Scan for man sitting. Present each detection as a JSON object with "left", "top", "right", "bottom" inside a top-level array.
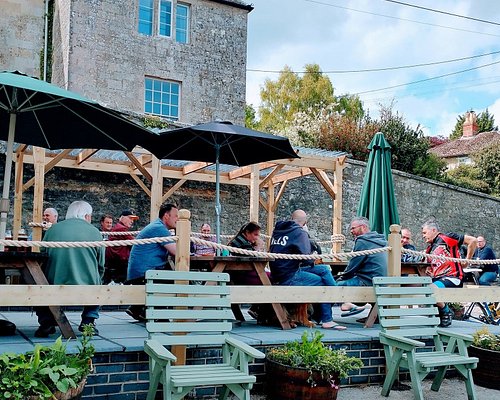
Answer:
[
  {"left": 269, "top": 210, "right": 346, "bottom": 330},
  {"left": 338, "top": 216, "right": 388, "bottom": 317}
]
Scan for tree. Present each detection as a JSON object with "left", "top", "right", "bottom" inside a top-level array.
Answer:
[
  {"left": 474, "top": 141, "right": 500, "bottom": 195},
  {"left": 449, "top": 109, "right": 497, "bottom": 139},
  {"left": 377, "top": 106, "right": 429, "bottom": 174},
  {"left": 245, "top": 104, "right": 258, "bottom": 130},
  {"left": 258, "top": 64, "right": 335, "bottom": 133},
  {"left": 413, "top": 153, "right": 447, "bottom": 181},
  {"left": 445, "top": 165, "right": 490, "bottom": 194}
]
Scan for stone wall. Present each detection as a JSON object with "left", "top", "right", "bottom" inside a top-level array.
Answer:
[
  {"left": 0, "top": 0, "right": 44, "bottom": 78},
  {"left": 1, "top": 154, "right": 499, "bottom": 254},
  {"left": 51, "top": 0, "right": 249, "bottom": 125}
]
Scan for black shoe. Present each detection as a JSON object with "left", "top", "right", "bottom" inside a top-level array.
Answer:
[
  {"left": 34, "top": 325, "right": 56, "bottom": 338},
  {"left": 126, "top": 308, "right": 146, "bottom": 322},
  {"left": 439, "top": 310, "right": 453, "bottom": 328},
  {"left": 79, "top": 319, "right": 99, "bottom": 335}
]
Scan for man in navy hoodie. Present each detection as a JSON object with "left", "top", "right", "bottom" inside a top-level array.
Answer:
[
  {"left": 338, "top": 216, "right": 388, "bottom": 316},
  {"left": 270, "top": 210, "right": 346, "bottom": 330}
]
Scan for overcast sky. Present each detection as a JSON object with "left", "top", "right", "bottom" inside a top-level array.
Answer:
[{"left": 245, "top": 0, "right": 500, "bottom": 137}]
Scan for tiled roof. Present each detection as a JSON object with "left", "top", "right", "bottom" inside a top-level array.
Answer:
[{"left": 429, "top": 131, "right": 500, "bottom": 158}]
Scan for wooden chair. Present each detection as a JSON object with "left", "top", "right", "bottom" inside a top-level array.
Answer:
[
  {"left": 373, "top": 276, "right": 478, "bottom": 400},
  {"left": 144, "top": 270, "right": 265, "bottom": 400}
]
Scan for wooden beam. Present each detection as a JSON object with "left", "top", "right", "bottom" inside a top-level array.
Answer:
[
  {"left": 23, "top": 149, "right": 73, "bottom": 191},
  {"left": 182, "top": 162, "right": 211, "bottom": 175},
  {"left": 129, "top": 172, "right": 151, "bottom": 197},
  {"left": 76, "top": 149, "right": 98, "bottom": 164},
  {"left": 229, "top": 162, "right": 276, "bottom": 180},
  {"left": 272, "top": 180, "right": 289, "bottom": 212},
  {"left": 162, "top": 179, "right": 187, "bottom": 202},
  {"left": 150, "top": 156, "right": 163, "bottom": 221},
  {"left": 266, "top": 183, "right": 275, "bottom": 238},
  {"left": 332, "top": 159, "right": 345, "bottom": 253},
  {"left": 15, "top": 144, "right": 29, "bottom": 154},
  {"left": 12, "top": 151, "right": 24, "bottom": 239},
  {"left": 259, "top": 164, "right": 284, "bottom": 189},
  {"left": 310, "top": 168, "right": 336, "bottom": 199},
  {"left": 31, "top": 147, "right": 45, "bottom": 250},
  {"left": 249, "top": 165, "right": 260, "bottom": 222},
  {"left": 125, "top": 151, "right": 152, "bottom": 182},
  {"left": 271, "top": 168, "right": 311, "bottom": 185},
  {"left": 0, "top": 285, "right": 497, "bottom": 306}
]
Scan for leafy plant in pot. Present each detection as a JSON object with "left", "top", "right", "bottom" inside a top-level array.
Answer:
[
  {"left": 469, "top": 327, "right": 500, "bottom": 389},
  {"left": 265, "top": 330, "right": 363, "bottom": 400},
  {"left": 0, "top": 325, "right": 95, "bottom": 399}
]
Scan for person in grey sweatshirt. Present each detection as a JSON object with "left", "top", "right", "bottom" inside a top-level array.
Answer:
[{"left": 338, "top": 216, "right": 388, "bottom": 316}]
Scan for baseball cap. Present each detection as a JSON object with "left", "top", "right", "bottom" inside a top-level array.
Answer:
[{"left": 120, "top": 210, "right": 139, "bottom": 220}]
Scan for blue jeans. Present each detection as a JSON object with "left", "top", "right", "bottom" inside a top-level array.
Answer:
[
  {"left": 479, "top": 272, "right": 497, "bottom": 286},
  {"left": 282, "top": 264, "right": 335, "bottom": 323},
  {"left": 336, "top": 276, "right": 368, "bottom": 287}
]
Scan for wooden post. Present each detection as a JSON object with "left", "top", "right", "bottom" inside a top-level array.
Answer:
[
  {"left": 12, "top": 150, "right": 25, "bottom": 240},
  {"left": 388, "top": 224, "right": 402, "bottom": 276},
  {"left": 174, "top": 209, "right": 191, "bottom": 272},
  {"left": 332, "top": 157, "right": 345, "bottom": 253},
  {"left": 172, "top": 208, "right": 191, "bottom": 365},
  {"left": 150, "top": 155, "right": 162, "bottom": 222},
  {"left": 249, "top": 164, "right": 260, "bottom": 223},
  {"left": 266, "top": 183, "right": 275, "bottom": 239},
  {"left": 32, "top": 147, "right": 45, "bottom": 251}
]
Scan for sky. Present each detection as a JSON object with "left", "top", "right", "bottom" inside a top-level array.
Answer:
[{"left": 245, "top": 0, "right": 500, "bottom": 137}]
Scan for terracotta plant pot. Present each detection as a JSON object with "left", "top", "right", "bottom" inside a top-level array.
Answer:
[
  {"left": 468, "top": 345, "right": 500, "bottom": 389},
  {"left": 265, "top": 358, "right": 340, "bottom": 400}
]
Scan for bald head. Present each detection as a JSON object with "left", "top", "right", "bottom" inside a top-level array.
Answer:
[{"left": 291, "top": 210, "right": 308, "bottom": 227}]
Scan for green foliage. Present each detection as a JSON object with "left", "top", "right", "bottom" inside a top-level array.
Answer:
[
  {"left": 335, "top": 94, "right": 365, "bottom": 122},
  {"left": 141, "top": 115, "right": 170, "bottom": 129},
  {"left": 258, "top": 64, "right": 335, "bottom": 133},
  {"left": 412, "top": 153, "right": 447, "bottom": 180},
  {"left": 473, "top": 327, "right": 500, "bottom": 351},
  {"left": 0, "top": 327, "right": 95, "bottom": 399},
  {"left": 450, "top": 109, "right": 497, "bottom": 139},
  {"left": 377, "top": 106, "right": 429, "bottom": 174},
  {"left": 245, "top": 104, "right": 259, "bottom": 129},
  {"left": 266, "top": 330, "right": 363, "bottom": 385},
  {"left": 473, "top": 141, "right": 500, "bottom": 195},
  {"left": 445, "top": 165, "right": 491, "bottom": 194}
]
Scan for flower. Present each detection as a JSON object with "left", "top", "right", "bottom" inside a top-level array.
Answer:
[{"left": 472, "top": 327, "right": 500, "bottom": 351}]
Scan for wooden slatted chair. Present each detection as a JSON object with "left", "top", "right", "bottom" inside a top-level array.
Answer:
[
  {"left": 144, "top": 270, "right": 264, "bottom": 400},
  {"left": 373, "top": 276, "right": 478, "bottom": 400}
]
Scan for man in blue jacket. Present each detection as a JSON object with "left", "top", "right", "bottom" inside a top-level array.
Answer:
[
  {"left": 338, "top": 216, "right": 388, "bottom": 317},
  {"left": 270, "top": 210, "right": 346, "bottom": 330}
]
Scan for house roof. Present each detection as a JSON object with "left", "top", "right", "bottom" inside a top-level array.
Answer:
[{"left": 429, "top": 131, "right": 500, "bottom": 158}]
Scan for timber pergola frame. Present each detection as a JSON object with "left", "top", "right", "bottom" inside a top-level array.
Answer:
[{"left": 10, "top": 145, "right": 347, "bottom": 250}]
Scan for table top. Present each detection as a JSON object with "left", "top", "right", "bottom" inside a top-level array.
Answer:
[{"left": 0, "top": 251, "right": 47, "bottom": 262}]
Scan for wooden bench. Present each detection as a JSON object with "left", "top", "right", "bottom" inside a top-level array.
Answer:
[
  {"left": 143, "top": 270, "right": 264, "bottom": 400},
  {"left": 373, "top": 276, "right": 478, "bottom": 400}
]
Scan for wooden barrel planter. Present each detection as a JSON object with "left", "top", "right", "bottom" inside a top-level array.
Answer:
[
  {"left": 468, "top": 346, "right": 500, "bottom": 389},
  {"left": 265, "top": 359, "right": 340, "bottom": 400}
]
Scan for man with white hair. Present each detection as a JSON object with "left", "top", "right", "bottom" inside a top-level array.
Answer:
[
  {"left": 34, "top": 201, "right": 105, "bottom": 337},
  {"left": 43, "top": 207, "right": 58, "bottom": 224}
]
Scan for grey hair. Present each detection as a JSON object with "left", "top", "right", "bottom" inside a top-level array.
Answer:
[
  {"left": 44, "top": 208, "right": 58, "bottom": 218},
  {"left": 65, "top": 201, "right": 92, "bottom": 220},
  {"left": 351, "top": 216, "right": 370, "bottom": 229},
  {"left": 422, "top": 219, "right": 439, "bottom": 231}
]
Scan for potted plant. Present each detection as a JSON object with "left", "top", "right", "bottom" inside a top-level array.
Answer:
[
  {"left": 468, "top": 327, "right": 500, "bottom": 389},
  {"left": 265, "top": 330, "right": 363, "bottom": 400},
  {"left": 448, "top": 302, "right": 466, "bottom": 320},
  {"left": 0, "top": 326, "right": 95, "bottom": 399}
]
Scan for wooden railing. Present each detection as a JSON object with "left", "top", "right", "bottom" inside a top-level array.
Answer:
[{"left": 1, "top": 209, "right": 499, "bottom": 306}]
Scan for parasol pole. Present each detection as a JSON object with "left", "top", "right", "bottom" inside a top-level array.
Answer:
[
  {"left": 215, "top": 144, "right": 221, "bottom": 247},
  {"left": 0, "top": 113, "right": 16, "bottom": 243}
]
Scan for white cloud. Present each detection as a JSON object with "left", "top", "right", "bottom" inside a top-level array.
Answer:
[{"left": 246, "top": 0, "right": 500, "bottom": 134}]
